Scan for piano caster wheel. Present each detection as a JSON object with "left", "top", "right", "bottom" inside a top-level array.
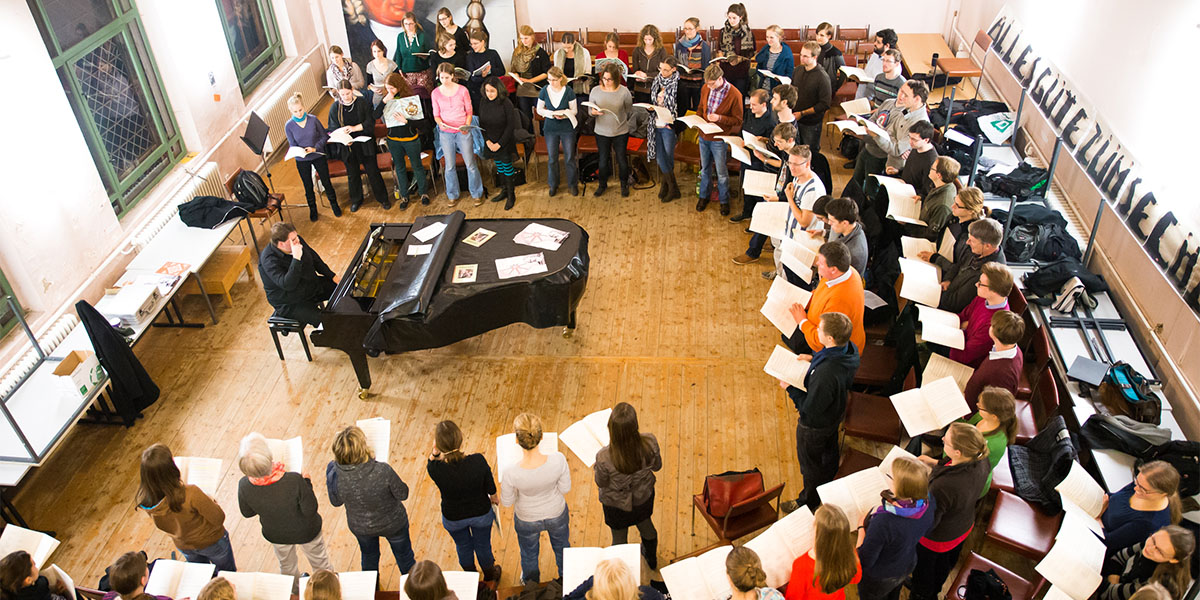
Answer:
[
  {"left": 562, "top": 327, "right": 573, "bottom": 338},
  {"left": 366, "top": 349, "right": 380, "bottom": 358},
  {"left": 358, "top": 388, "right": 370, "bottom": 400}
]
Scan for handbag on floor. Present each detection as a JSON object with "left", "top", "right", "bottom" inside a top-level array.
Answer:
[{"left": 701, "top": 468, "right": 765, "bottom": 518}]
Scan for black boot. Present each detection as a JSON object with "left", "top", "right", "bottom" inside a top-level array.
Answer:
[
  {"left": 503, "top": 173, "right": 516, "bottom": 210},
  {"left": 657, "top": 175, "right": 669, "bottom": 200},
  {"left": 307, "top": 200, "right": 319, "bottom": 222},
  {"left": 489, "top": 175, "right": 508, "bottom": 204},
  {"left": 620, "top": 180, "right": 630, "bottom": 197},
  {"left": 641, "top": 537, "right": 658, "bottom": 571},
  {"left": 329, "top": 196, "right": 342, "bottom": 217},
  {"left": 666, "top": 172, "right": 681, "bottom": 201},
  {"left": 593, "top": 180, "right": 608, "bottom": 197}
]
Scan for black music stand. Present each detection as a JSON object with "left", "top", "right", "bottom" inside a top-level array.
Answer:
[{"left": 240, "top": 111, "right": 275, "bottom": 193}]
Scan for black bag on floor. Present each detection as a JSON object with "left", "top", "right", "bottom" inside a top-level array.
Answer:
[
  {"left": 963, "top": 568, "right": 1013, "bottom": 600},
  {"left": 1137, "top": 441, "right": 1200, "bottom": 496},
  {"left": 578, "top": 152, "right": 600, "bottom": 183},
  {"left": 839, "top": 134, "right": 861, "bottom": 160},
  {"left": 232, "top": 169, "right": 270, "bottom": 209},
  {"left": 1022, "top": 257, "right": 1108, "bottom": 301},
  {"left": 929, "top": 98, "right": 1011, "bottom": 137},
  {"left": 982, "top": 162, "right": 1048, "bottom": 200}
]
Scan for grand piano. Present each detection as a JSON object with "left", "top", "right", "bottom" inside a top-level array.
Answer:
[{"left": 311, "top": 211, "right": 589, "bottom": 397}]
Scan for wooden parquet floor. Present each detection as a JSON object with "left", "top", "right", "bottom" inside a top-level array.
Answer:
[{"left": 14, "top": 134, "right": 1023, "bottom": 593}]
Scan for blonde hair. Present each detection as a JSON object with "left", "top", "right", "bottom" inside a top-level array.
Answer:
[
  {"left": 196, "top": 578, "right": 235, "bottom": 600},
  {"left": 306, "top": 571, "right": 341, "bottom": 600},
  {"left": 957, "top": 187, "right": 986, "bottom": 218},
  {"left": 812, "top": 505, "right": 858, "bottom": 594},
  {"left": 890, "top": 455, "right": 930, "bottom": 500},
  {"left": 726, "top": 546, "right": 768, "bottom": 592},
  {"left": 587, "top": 558, "right": 639, "bottom": 600},
  {"left": 332, "top": 426, "right": 374, "bottom": 465},
  {"left": 237, "top": 432, "right": 273, "bottom": 478},
  {"left": 547, "top": 66, "right": 566, "bottom": 83},
  {"left": 765, "top": 25, "right": 783, "bottom": 38},
  {"left": 947, "top": 422, "right": 989, "bottom": 462},
  {"left": 514, "top": 413, "right": 543, "bottom": 449},
  {"left": 287, "top": 92, "right": 304, "bottom": 108},
  {"left": 1129, "top": 582, "right": 1173, "bottom": 600}
]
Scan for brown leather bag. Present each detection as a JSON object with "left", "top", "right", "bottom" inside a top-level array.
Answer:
[{"left": 702, "top": 468, "right": 765, "bottom": 518}]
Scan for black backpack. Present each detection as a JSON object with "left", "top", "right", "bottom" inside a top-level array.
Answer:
[
  {"left": 232, "top": 169, "right": 269, "bottom": 210},
  {"left": 982, "top": 162, "right": 1048, "bottom": 200},
  {"left": 993, "top": 205, "right": 1082, "bottom": 263},
  {"left": 1022, "top": 257, "right": 1108, "bottom": 301},
  {"left": 839, "top": 134, "right": 861, "bottom": 160},
  {"left": 962, "top": 568, "right": 1013, "bottom": 600},
  {"left": 1137, "top": 440, "right": 1200, "bottom": 496},
  {"left": 577, "top": 152, "right": 600, "bottom": 183}
]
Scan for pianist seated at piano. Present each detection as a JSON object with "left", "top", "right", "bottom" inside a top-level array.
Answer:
[{"left": 258, "top": 222, "right": 340, "bottom": 327}]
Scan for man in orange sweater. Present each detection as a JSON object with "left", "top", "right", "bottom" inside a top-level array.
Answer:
[
  {"left": 696, "top": 64, "right": 744, "bottom": 215},
  {"left": 787, "top": 241, "right": 866, "bottom": 353}
]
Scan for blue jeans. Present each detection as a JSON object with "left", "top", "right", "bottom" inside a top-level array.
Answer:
[
  {"left": 513, "top": 506, "right": 570, "bottom": 584},
  {"left": 544, "top": 130, "right": 577, "bottom": 190},
  {"left": 699, "top": 137, "right": 730, "bottom": 205},
  {"left": 179, "top": 531, "right": 237, "bottom": 572},
  {"left": 438, "top": 129, "right": 483, "bottom": 200},
  {"left": 353, "top": 524, "right": 416, "bottom": 574},
  {"left": 443, "top": 513, "right": 496, "bottom": 572},
  {"left": 653, "top": 126, "right": 676, "bottom": 174}
]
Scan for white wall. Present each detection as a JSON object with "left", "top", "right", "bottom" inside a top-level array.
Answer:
[{"left": 515, "top": 0, "right": 954, "bottom": 36}]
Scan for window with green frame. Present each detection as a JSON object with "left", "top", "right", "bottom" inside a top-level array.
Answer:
[
  {"left": 214, "top": 0, "right": 284, "bottom": 95},
  {"left": 0, "top": 269, "right": 22, "bottom": 342},
  {"left": 26, "top": 0, "right": 185, "bottom": 216}
]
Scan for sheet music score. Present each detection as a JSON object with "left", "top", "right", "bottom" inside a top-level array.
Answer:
[
  {"left": 1035, "top": 521, "right": 1106, "bottom": 600},
  {"left": 0, "top": 525, "right": 60, "bottom": 567},
  {"left": 265, "top": 436, "right": 303, "bottom": 473},
  {"left": 916, "top": 305, "right": 965, "bottom": 350},
  {"left": 872, "top": 176, "right": 924, "bottom": 225},
  {"left": 743, "top": 170, "right": 780, "bottom": 199},
  {"left": 817, "top": 468, "right": 889, "bottom": 529},
  {"left": 768, "top": 276, "right": 813, "bottom": 308},
  {"left": 678, "top": 114, "right": 722, "bottom": 134},
  {"left": 660, "top": 545, "right": 733, "bottom": 600},
  {"left": 355, "top": 417, "right": 391, "bottom": 463},
  {"left": 559, "top": 408, "right": 612, "bottom": 467},
  {"left": 899, "top": 258, "right": 943, "bottom": 307},
  {"left": 174, "top": 457, "right": 223, "bottom": 497},
  {"left": 744, "top": 506, "right": 815, "bottom": 588},
  {"left": 760, "top": 297, "right": 799, "bottom": 337},
  {"left": 840, "top": 98, "right": 871, "bottom": 116},
  {"left": 923, "top": 353, "right": 975, "bottom": 392},
  {"left": 901, "top": 236, "right": 936, "bottom": 260},
  {"left": 1055, "top": 461, "right": 1107, "bottom": 519},
  {"left": 145, "top": 560, "right": 215, "bottom": 600},
  {"left": 890, "top": 376, "right": 970, "bottom": 436},
  {"left": 777, "top": 239, "right": 818, "bottom": 281},
  {"left": 764, "top": 345, "right": 811, "bottom": 390}
]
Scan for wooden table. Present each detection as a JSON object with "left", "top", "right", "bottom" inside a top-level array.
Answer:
[
  {"left": 897, "top": 33, "right": 978, "bottom": 98},
  {"left": 182, "top": 245, "right": 254, "bottom": 306}
]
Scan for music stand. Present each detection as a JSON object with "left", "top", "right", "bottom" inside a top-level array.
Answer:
[{"left": 240, "top": 111, "right": 275, "bottom": 193}]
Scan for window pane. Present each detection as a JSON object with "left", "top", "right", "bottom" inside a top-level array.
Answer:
[
  {"left": 220, "top": 0, "right": 270, "bottom": 71},
  {"left": 71, "top": 36, "right": 161, "bottom": 180},
  {"left": 38, "top": 0, "right": 116, "bottom": 51}
]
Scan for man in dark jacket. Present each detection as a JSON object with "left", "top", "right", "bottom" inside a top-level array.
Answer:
[
  {"left": 780, "top": 311, "right": 861, "bottom": 512},
  {"left": 258, "top": 222, "right": 338, "bottom": 326},
  {"left": 939, "top": 218, "right": 1006, "bottom": 313}
]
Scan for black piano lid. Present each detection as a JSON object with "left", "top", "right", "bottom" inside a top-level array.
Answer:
[{"left": 373, "top": 211, "right": 466, "bottom": 321}]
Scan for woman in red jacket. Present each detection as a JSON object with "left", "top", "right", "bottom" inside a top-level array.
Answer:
[{"left": 785, "top": 504, "right": 861, "bottom": 600}]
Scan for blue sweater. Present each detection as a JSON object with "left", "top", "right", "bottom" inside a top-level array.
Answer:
[
  {"left": 1101, "top": 482, "right": 1172, "bottom": 560},
  {"left": 858, "top": 497, "right": 937, "bottom": 582},
  {"left": 754, "top": 44, "right": 795, "bottom": 88},
  {"left": 284, "top": 114, "right": 328, "bottom": 162}
]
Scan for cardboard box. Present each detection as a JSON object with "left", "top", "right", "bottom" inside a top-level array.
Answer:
[{"left": 52, "top": 351, "right": 106, "bottom": 397}]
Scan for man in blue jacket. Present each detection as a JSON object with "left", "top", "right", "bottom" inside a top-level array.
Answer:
[{"left": 779, "top": 311, "right": 861, "bottom": 513}]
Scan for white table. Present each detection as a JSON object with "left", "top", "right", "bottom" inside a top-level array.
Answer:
[{"left": 125, "top": 215, "right": 242, "bottom": 325}]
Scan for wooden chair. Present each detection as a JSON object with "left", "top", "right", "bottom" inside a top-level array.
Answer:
[
  {"left": 989, "top": 451, "right": 1015, "bottom": 494},
  {"left": 1017, "top": 328, "right": 1051, "bottom": 401},
  {"left": 804, "top": 27, "right": 822, "bottom": 41},
  {"left": 661, "top": 30, "right": 676, "bottom": 45},
  {"left": 984, "top": 490, "right": 1062, "bottom": 560},
  {"left": 831, "top": 39, "right": 851, "bottom": 53},
  {"left": 949, "top": 553, "right": 1045, "bottom": 600},
  {"left": 224, "top": 168, "right": 287, "bottom": 256},
  {"left": 782, "top": 28, "right": 806, "bottom": 42},
  {"left": 934, "top": 30, "right": 993, "bottom": 128},
  {"left": 585, "top": 29, "right": 613, "bottom": 44},
  {"left": 751, "top": 28, "right": 767, "bottom": 45},
  {"left": 551, "top": 29, "right": 581, "bottom": 43},
  {"left": 836, "top": 447, "right": 883, "bottom": 478},
  {"left": 854, "top": 344, "right": 899, "bottom": 388},
  {"left": 834, "top": 53, "right": 859, "bottom": 105},
  {"left": 836, "top": 26, "right": 871, "bottom": 43},
  {"left": 785, "top": 40, "right": 806, "bottom": 56},
  {"left": 692, "top": 482, "right": 785, "bottom": 545},
  {"left": 617, "top": 31, "right": 639, "bottom": 47},
  {"left": 844, "top": 368, "right": 913, "bottom": 444}
]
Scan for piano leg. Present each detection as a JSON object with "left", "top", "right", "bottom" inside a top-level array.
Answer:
[
  {"left": 342, "top": 349, "right": 372, "bottom": 397},
  {"left": 563, "top": 309, "right": 577, "bottom": 338}
]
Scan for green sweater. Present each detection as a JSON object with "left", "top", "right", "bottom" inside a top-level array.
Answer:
[
  {"left": 394, "top": 31, "right": 430, "bottom": 73},
  {"left": 966, "top": 413, "right": 1009, "bottom": 497}
]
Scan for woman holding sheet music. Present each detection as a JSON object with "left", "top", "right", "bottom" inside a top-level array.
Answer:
[
  {"left": 726, "top": 547, "right": 785, "bottom": 600},
  {"left": 715, "top": 4, "right": 755, "bottom": 96},
  {"left": 426, "top": 420, "right": 502, "bottom": 583},
  {"left": 537, "top": 67, "right": 580, "bottom": 197},
  {"left": 327, "top": 425, "right": 416, "bottom": 574},
  {"left": 285, "top": 93, "right": 340, "bottom": 220},
  {"left": 908, "top": 424, "right": 990, "bottom": 600},
  {"left": 855, "top": 456, "right": 934, "bottom": 600},
  {"left": 137, "top": 444, "right": 237, "bottom": 573},
  {"left": 596, "top": 33, "right": 630, "bottom": 70},
  {"left": 429, "top": 33, "right": 466, "bottom": 90},
  {"left": 511, "top": 26, "right": 551, "bottom": 134},
  {"left": 594, "top": 403, "right": 663, "bottom": 570},
  {"left": 431, "top": 62, "right": 484, "bottom": 205},
  {"left": 365, "top": 40, "right": 398, "bottom": 106},
  {"left": 784, "top": 505, "right": 860, "bottom": 600},
  {"left": 588, "top": 62, "right": 634, "bottom": 197},
  {"left": 236, "top": 433, "right": 334, "bottom": 587},
  {"left": 551, "top": 33, "right": 592, "bottom": 96},
  {"left": 466, "top": 30, "right": 505, "bottom": 110},
  {"left": 646, "top": 57, "right": 680, "bottom": 202},
  {"left": 754, "top": 26, "right": 793, "bottom": 93},
  {"left": 434, "top": 8, "right": 470, "bottom": 65},
  {"left": 1100, "top": 461, "right": 1182, "bottom": 561},
  {"left": 328, "top": 79, "right": 391, "bottom": 211},
  {"left": 394, "top": 12, "right": 432, "bottom": 98},
  {"left": 500, "top": 413, "right": 572, "bottom": 585},
  {"left": 0, "top": 551, "right": 69, "bottom": 600},
  {"left": 375, "top": 73, "right": 430, "bottom": 209},
  {"left": 478, "top": 77, "right": 520, "bottom": 210},
  {"left": 630, "top": 25, "right": 667, "bottom": 104}
]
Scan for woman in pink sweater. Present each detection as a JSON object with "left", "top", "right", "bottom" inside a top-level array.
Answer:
[{"left": 431, "top": 62, "right": 483, "bottom": 204}]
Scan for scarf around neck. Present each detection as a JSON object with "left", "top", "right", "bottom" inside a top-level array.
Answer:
[
  {"left": 646, "top": 71, "right": 679, "bottom": 160},
  {"left": 721, "top": 22, "right": 754, "bottom": 56},
  {"left": 249, "top": 462, "right": 287, "bottom": 486},
  {"left": 678, "top": 34, "right": 702, "bottom": 49},
  {"left": 875, "top": 497, "right": 928, "bottom": 519}
]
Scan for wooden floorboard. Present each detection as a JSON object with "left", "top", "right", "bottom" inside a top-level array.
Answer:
[{"left": 9, "top": 134, "right": 1036, "bottom": 594}]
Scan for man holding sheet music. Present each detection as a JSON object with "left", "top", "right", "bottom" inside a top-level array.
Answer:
[
  {"left": 730, "top": 90, "right": 779, "bottom": 224},
  {"left": 849, "top": 80, "right": 930, "bottom": 194},
  {"left": 734, "top": 123, "right": 796, "bottom": 267},
  {"left": 786, "top": 242, "right": 865, "bottom": 354},
  {"left": 942, "top": 264, "right": 1015, "bottom": 368},
  {"left": 934, "top": 218, "right": 1006, "bottom": 313},
  {"left": 779, "top": 312, "right": 860, "bottom": 514}
]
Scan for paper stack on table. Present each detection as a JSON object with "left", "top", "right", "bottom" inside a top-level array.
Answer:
[{"left": 560, "top": 408, "right": 612, "bottom": 467}]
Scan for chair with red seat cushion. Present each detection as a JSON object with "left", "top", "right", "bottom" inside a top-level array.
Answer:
[
  {"left": 844, "top": 368, "right": 912, "bottom": 444},
  {"left": 1013, "top": 397, "right": 1037, "bottom": 444},
  {"left": 989, "top": 451, "right": 1015, "bottom": 494},
  {"left": 853, "top": 344, "right": 898, "bottom": 388},
  {"left": 692, "top": 482, "right": 785, "bottom": 547},
  {"left": 984, "top": 490, "right": 1063, "bottom": 560},
  {"left": 949, "top": 553, "right": 1045, "bottom": 600}
]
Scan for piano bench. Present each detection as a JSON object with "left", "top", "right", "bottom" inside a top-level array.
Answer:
[{"left": 268, "top": 316, "right": 312, "bottom": 361}]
